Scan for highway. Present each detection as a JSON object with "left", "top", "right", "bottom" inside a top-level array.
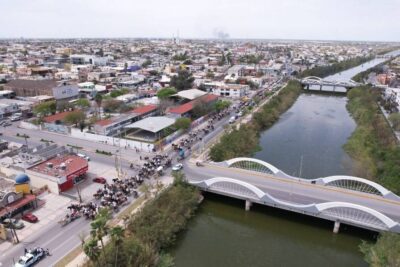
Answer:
[{"left": 183, "top": 161, "right": 400, "bottom": 223}]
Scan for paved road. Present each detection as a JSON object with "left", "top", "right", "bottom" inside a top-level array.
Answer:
[
  {"left": 183, "top": 161, "right": 400, "bottom": 222},
  {"left": 0, "top": 112, "right": 233, "bottom": 267}
]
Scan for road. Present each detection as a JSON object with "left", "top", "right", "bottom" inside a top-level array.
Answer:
[
  {"left": 0, "top": 108, "right": 233, "bottom": 267},
  {"left": 183, "top": 161, "right": 400, "bottom": 222},
  {"left": 0, "top": 83, "right": 279, "bottom": 266}
]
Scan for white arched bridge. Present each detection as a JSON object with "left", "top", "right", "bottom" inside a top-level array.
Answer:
[
  {"left": 300, "top": 76, "right": 361, "bottom": 91},
  {"left": 185, "top": 157, "right": 400, "bottom": 233}
]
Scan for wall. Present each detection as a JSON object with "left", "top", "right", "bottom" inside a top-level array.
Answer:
[
  {"left": 70, "top": 128, "right": 154, "bottom": 151},
  {"left": 43, "top": 123, "right": 69, "bottom": 134},
  {"left": 25, "top": 170, "right": 60, "bottom": 194},
  {"left": 19, "top": 121, "right": 41, "bottom": 130}
]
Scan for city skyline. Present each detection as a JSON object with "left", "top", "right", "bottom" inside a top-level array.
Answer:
[{"left": 1, "top": 0, "right": 400, "bottom": 42}]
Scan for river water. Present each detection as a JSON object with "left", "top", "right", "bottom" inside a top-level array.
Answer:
[{"left": 171, "top": 54, "right": 399, "bottom": 267}]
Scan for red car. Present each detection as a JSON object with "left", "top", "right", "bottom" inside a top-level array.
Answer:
[
  {"left": 22, "top": 213, "right": 39, "bottom": 223},
  {"left": 93, "top": 177, "right": 107, "bottom": 184}
]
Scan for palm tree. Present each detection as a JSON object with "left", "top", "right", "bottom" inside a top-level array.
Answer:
[
  {"left": 90, "top": 216, "right": 109, "bottom": 262},
  {"left": 110, "top": 226, "right": 125, "bottom": 266},
  {"left": 94, "top": 94, "right": 103, "bottom": 120},
  {"left": 83, "top": 238, "right": 101, "bottom": 265}
]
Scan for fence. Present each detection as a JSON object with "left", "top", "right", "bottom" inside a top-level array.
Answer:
[{"left": 70, "top": 128, "right": 154, "bottom": 151}]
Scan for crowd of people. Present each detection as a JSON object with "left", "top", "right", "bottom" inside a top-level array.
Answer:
[{"left": 171, "top": 108, "right": 232, "bottom": 153}]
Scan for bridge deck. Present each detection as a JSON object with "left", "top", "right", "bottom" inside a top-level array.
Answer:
[{"left": 185, "top": 162, "right": 400, "bottom": 223}]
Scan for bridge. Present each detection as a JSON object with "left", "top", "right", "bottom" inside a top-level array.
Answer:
[
  {"left": 300, "top": 76, "right": 361, "bottom": 92},
  {"left": 185, "top": 157, "right": 400, "bottom": 234}
]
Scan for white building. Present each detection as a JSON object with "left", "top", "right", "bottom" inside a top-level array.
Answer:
[{"left": 203, "top": 82, "right": 249, "bottom": 98}]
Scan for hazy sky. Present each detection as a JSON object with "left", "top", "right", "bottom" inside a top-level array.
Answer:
[{"left": 1, "top": 0, "right": 399, "bottom": 41}]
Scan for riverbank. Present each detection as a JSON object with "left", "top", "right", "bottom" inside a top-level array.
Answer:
[
  {"left": 83, "top": 174, "right": 200, "bottom": 267},
  {"left": 344, "top": 86, "right": 400, "bottom": 194},
  {"left": 299, "top": 56, "right": 374, "bottom": 78},
  {"left": 209, "top": 80, "right": 302, "bottom": 162}
]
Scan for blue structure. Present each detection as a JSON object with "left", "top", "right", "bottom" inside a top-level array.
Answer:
[{"left": 15, "top": 173, "right": 30, "bottom": 184}]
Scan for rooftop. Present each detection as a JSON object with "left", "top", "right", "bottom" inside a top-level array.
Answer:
[
  {"left": 28, "top": 154, "right": 88, "bottom": 178},
  {"left": 172, "top": 89, "right": 207, "bottom": 100},
  {"left": 125, "top": 116, "right": 175, "bottom": 133},
  {"left": 130, "top": 104, "right": 158, "bottom": 115},
  {"left": 43, "top": 111, "right": 74, "bottom": 123}
]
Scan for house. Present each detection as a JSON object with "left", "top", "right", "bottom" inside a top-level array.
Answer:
[
  {"left": 4, "top": 79, "right": 59, "bottom": 97},
  {"left": 168, "top": 94, "right": 218, "bottom": 118}
]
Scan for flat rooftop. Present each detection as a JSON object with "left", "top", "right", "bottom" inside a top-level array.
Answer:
[
  {"left": 29, "top": 154, "right": 88, "bottom": 178},
  {"left": 125, "top": 116, "right": 175, "bottom": 133}
]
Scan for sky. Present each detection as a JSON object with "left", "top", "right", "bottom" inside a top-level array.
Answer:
[{"left": 1, "top": 0, "right": 400, "bottom": 41}]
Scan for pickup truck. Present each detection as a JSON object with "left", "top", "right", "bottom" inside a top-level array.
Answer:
[{"left": 14, "top": 248, "right": 45, "bottom": 267}]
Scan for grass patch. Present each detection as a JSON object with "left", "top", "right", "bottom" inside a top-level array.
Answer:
[
  {"left": 67, "top": 144, "right": 83, "bottom": 150},
  {"left": 95, "top": 149, "right": 112, "bottom": 156}
]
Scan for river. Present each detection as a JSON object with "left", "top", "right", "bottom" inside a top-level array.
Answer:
[{"left": 171, "top": 54, "right": 399, "bottom": 267}]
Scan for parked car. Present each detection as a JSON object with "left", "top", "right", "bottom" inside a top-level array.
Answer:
[
  {"left": 2, "top": 218, "right": 25, "bottom": 229},
  {"left": 22, "top": 213, "right": 39, "bottom": 223},
  {"left": 77, "top": 153, "right": 90, "bottom": 161},
  {"left": 172, "top": 163, "right": 183, "bottom": 171},
  {"left": 1, "top": 120, "right": 11, "bottom": 127},
  {"left": 93, "top": 177, "right": 107, "bottom": 184},
  {"left": 229, "top": 116, "right": 236, "bottom": 124}
]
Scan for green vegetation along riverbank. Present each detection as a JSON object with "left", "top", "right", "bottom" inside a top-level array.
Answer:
[
  {"left": 83, "top": 175, "right": 200, "bottom": 267},
  {"left": 210, "top": 80, "right": 302, "bottom": 162},
  {"left": 344, "top": 86, "right": 400, "bottom": 194},
  {"left": 352, "top": 59, "right": 391, "bottom": 83},
  {"left": 299, "top": 56, "right": 373, "bottom": 78}
]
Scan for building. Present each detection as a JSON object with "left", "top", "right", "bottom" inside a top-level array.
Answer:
[
  {"left": 167, "top": 94, "right": 218, "bottom": 118},
  {"left": 4, "top": 79, "right": 59, "bottom": 97},
  {"left": 125, "top": 116, "right": 176, "bottom": 142},
  {"left": 0, "top": 175, "right": 37, "bottom": 220},
  {"left": 70, "top": 54, "right": 108, "bottom": 66},
  {"left": 27, "top": 154, "right": 88, "bottom": 193},
  {"left": 52, "top": 84, "right": 80, "bottom": 102},
  {"left": 93, "top": 105, "right": 158, "bottom": 136},
  {"left": 203, "top": 82, "right": 249, "bottom": 98}
]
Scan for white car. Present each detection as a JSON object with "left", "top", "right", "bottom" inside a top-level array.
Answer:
[
  {"left": 172, "top": 163, "right": 183, "bottom": 171},
  {"left": 77, "top": 153, "right": 90, "bottom": 161}
]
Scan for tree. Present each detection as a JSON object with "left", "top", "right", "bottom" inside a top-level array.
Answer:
[
  {"left": 103, "top": 99, "right": 124, "bottom": 113},
  {"left": 64, "top": 110, "right": 85, "bottom": 126},
  {"left": 158, "top": 99, "right": 174, "bottom": 115},
  {"left": 83, "top": 238, "right": 101, "bottom": 265},
  {"left": 33, "top": 101, "right": 56, "bottom": 117},
  {"left": 90, "top": 209, "right": 110, "bottom": 261},
  {"left": 215, "top": 100, "right": 231, "bottom": 112},
  {"left": 174, "top": 117, "right": 191, "bottom": 131},
  {"left": 157, "top": 87, "right": 177, "bottom": 100},
  {"left": 110, "top": 226, "right": 125, "bottom": 266},
  {"left": 170, "top": 70, "right": 194, "bottom": 91},
  {"left": 142, "top": 59, "right": 152, "bottom": 68},
  {"left": 75, "top": 98, "right": 90, "bottom": 109},
  {"left": 388, "top": 113, "right": 400, "bottom": 131},
  {"left": 94, "top": 93, "right": 103, "bottom": 119},
  {"left": 360, "top": 232, "right": 400, "bottom": 267},
  {"left": 192, "top": 99, "right": 214, "bottom": 118}
]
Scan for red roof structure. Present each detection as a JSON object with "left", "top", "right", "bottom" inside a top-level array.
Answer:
[
  {"left": 0, "top": 195, "right": 36, "bottom": 218},
  {"left": 43, "top": 111, "right": 74, "bottom": 123},
  {"left": 168, "top": 94, "right": 218, "bottom": 115},
  {"left": 29, "top": 155, "right": 88, "bottom": 180},
  {"left": 130, "top": 104, "right": 158, "bottom": 115}
]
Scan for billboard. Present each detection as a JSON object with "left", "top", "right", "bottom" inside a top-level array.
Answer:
[{"left": 52, "top": 85, "right": 79, "bottom": 100}]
